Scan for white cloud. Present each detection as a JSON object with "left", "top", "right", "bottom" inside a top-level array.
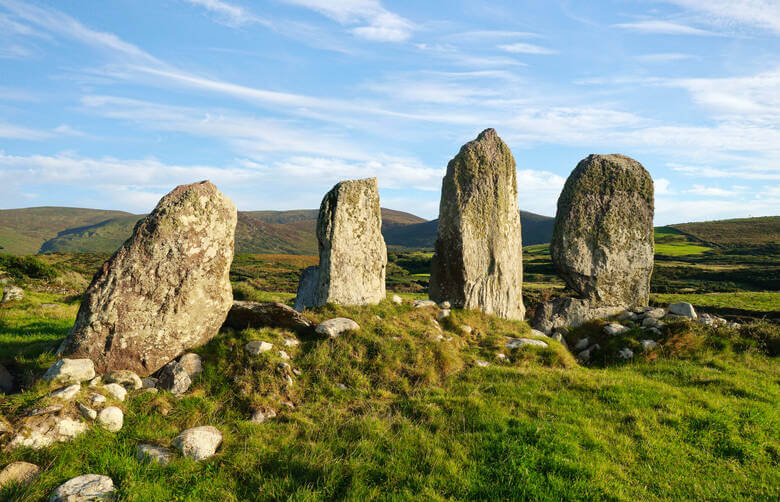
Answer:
[
  {"left": 655, "top": 196, "right": 780, "bottom": 224},
  {"left": 686, "top": 184, "right": 742, "bottom": 196},
  {"left": 636, "top": 53, "right": 694, "bottom": 63},
  {"left": 614, "top": 20, "right": 717, "bottom": 35},
  {"left": 0, "top": 44, "right": 31, "bottom": 58},
  {"left": 280, "top": 0, "right": 414, "bottom": 41},
  {"left": 670, "top": 164, "right": 780, "bottom": 180},
  {"left": 655, "top": 178, "right": 672, "bottom": 194},
  {"left": 661, "top": 0, "right": 780, "bottom": 35},
  {"left": 181, "top": 0, "right": 265, "bottom": 27},
  {"left": 0, "top": 122, "right": 52, "bottom": 140},
  {"left": 498, "top": 42, "right": 557, "bottom": 55}
]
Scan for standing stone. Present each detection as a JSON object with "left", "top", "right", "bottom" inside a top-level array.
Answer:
[
  {"left": 429, "top": 129, "right": 525, "bottom": 320},
  {"left": 294, "top": 178, "right": 387, "bottom": 309},
  {"left": 57, "top": 181, "right": 237, "bottom": 376},
  {"left": 550, "top": 154, "right": 654, "bottom": 307}
]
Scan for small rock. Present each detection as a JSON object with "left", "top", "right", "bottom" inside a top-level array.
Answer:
[
  {"left": 438, "top": 301, "right": 451, "bottom": 309},
  {"left": 284, "top": 338, "right": 300, "bottom": 347},
  {"left": 158, "top": 361, "right": 191, "bottom": 396},
  {"left": 104, "top": 370, "right": 142, "bottom": 391},
  {"left": 279, "top": 350, "right": 290, "bottom": 360},
  {"left": 413, "top": 300, "right": 437, "bottom": 308},
  {"left": 644, "top": 308, "right": 666, "bottom": 319},
  {"left": 136, "top": 444, "right": 172, "bottom": 465},
  {"left": 616, "top": 310, "right": 633, "bottom": 321},
  {"left": 335, "top": 383, "right": 348, "bottom": 390},
  {"left": 460, "top": 325, "right": 473, "bottom": 334},
  {"left": 530, "top": 329, "right": 549, "bottom": 338},
  {"left": 250, "top": 409, "right": 277, "bottom": 424},
  {"left": 669, "top": 302, "right": 697, "bottom": 319},
  {"left": 91, "top": 394, "right": 107, "bottom": 406},
  {"left": 141, "top": 377, "right": 157, "bottom": 389},
  {"left": 648, "top": 327, "right": 662, "bottom": 336},
  {"left": 391, "top": 294, "right": 403, "bottom": 304},
  {"left": 577, "top": 344, "right": 601, "bottom": 363},
  {"left": 178, "top": 353, "right": 203, "bottom": 378},
  {"left": 284, "top": 375, "right": 294, "bottom": 386},
  {"left": 7, "top": 415, "right": 87, "bottom": 450},
  {"left": 315, "top": 318, "right": 360, "bottom": 338},
  {"left": 551, "top": 332, "right": 568, "bottom": 349},
  {"left": 292, "top": 368, "right": 302, "bottom": 376},
  {"left": 277, "top": 362, "right": 291, "bottom": 373},
  {"left": 506, "top": 338, "right": 548, "bottom": 349},
  {"left": 618, "top": 348, "right": 634, "bottom": 359},
  {"left": 26, "top": 404, "right": 63, "bottom": 417},
  {"left": 50, "top": 384, "right": 81, "bottom": 401},
  {"left": 437, "top": 309, "right": 451, "bottom": 320},
  {"left": 43, "top": 358, "right": 95, "bottom": 385},
  {"left": 77, "top": 402, "right": 97, "bottom": 420},
  {"left": 604, "top": 323, "right": 629, "bottom": 336},
  {"left": 245, "top": 341, "right": 273, "bottom": 355},
  {"left": 475, "top": 359, "right": 489, "bottom": 367},
  {"left": 642, "top": 316, "right": 658, "bottom": 328},
  {"left": 0, "top": 461, "right": 39, "bottom": 488},
  {"left": 495, "top": 353, "right": 507, "bottom": 360},
  {"left": 173, "top": 426, "right": 222, "bottom": 461},
  {"left": 103, "top": 383, "right": 127, "bottom": 402},
  {"left": 1, "top": 285, "right": 23, "bottom": 303},
  {"left": 97, "top": 406, "right": 123, "bottom": 432},
  {"left": 49, "top": 474, "right": 115, "bottom": 502},
  {"left": 88, "top": 376, "right": 102, "bottom": 387},
  {"left": 574, "top": 338, "right": 590, "bottom": 351},
  {"left": 640, "top": 339, "right": 659, "bottom": 351}
]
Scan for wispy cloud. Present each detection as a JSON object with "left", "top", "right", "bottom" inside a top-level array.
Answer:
[
  {"left": 181, "top": 0, "right": 267, "bottom": 27},
  {"left": 0, "top": 122, "right": 53, "bottom": 140},
  {"left": 498, "top": 42, "right": 557, "bottom": 55},
  {"left": 614, "top": 20, "right": 717, "bottom": 36},
  {"left": 636, "top": 52, "right": 695, "bottom": 63},
  {"left": 661, "top": 0, "right": 780, "bottom": 35},
  {"left": 280, "top": 0, "right": 415, "bottom": 41}
]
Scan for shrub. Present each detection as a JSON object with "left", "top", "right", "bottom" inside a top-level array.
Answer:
[{"left": 0, "top": 254, "right": 59, "bottom": 280}]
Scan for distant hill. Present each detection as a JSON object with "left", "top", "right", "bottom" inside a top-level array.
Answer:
[{"left": 670, "top": 216, "right": 780, "bottom": 246}]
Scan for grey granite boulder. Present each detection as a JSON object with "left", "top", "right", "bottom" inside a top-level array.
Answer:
[
  {"left": 49, "top": 474, "right": 114, "bottom": 501},
  {"left": 225, "top": 301, "right": 313, "bottom": 333}
]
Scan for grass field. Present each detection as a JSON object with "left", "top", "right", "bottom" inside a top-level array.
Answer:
[
  {"left": 652, "top": 292, "right": 780, "bottom": 312},
  {"left": 1, "top": 290, "right": 779, "bottom": 500}
]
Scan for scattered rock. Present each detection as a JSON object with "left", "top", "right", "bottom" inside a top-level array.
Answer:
[
  {"left": 244, "top": 341, "right": 273, "bottom": 355},
  {"left": 77, "top": 402, "right": 97, "bottom": 420},
  {"left": 103, "top": 383, "right": 127, "bottom": 402},
  {"left": 429, "top": 129, "right": 525, "bottom": 320},
  {"left": 0, "top": 363, "right": 13, "bottom": 393},
  {"left": 284, "top": 338, "right": 300, "bottom": 347},
  {"left": 225, "top": 301, "right": 313, "bottom": 333},
  {"left": 173, "top": 426, "right": 222, "bottom": 461},
  {"left": 136, "top": 444, "right": 173, "bottom": 465},
  {"left": 574, "top": 338, "right": 590, "bottom": 351},
  {"left": 279, "top": 350, "right": 290, "bottom": 360},
  {"left": 157, "top": 361, "right": 191, "bottom": 396},
  {"left": 475, "top": 359, "right": 490, "bottom": 367},
  {"left": 530, "top": 329, "right": 549, "bottom": 338},
  {"left": 141, "top": 377, "right": 157, "bottom": 389},
  {"left": 178, "top": 353, "right": 203, "bottom": 378},
  {"left": 1, "top": 285, "right": 23, "bottom": 303},
  {"left": 49, "top": 474, "right": 115, "bottom": 502},
  {"left": 335, "top": 383, "right": 348, "bottom": 390},
  {"left": 506, "top": 338, "right": 548, "bottom": 349},
  {"left": 648, "top": 327, "right": 662, "bottom": 336},
  {"left": 90, "top": 394, "right": 107, "bottom": 407},
  {"left": 616, "top": 310, "right": 633, "bottom": 321},
  {"left": 50, "top": 384, "right": 81, "bottom": 401},
  {"left": 413, "top": 300, "right": 437, "bottom": 308},
  {"left": 0, "top": 461, "right": 39, "bottom": 488},
  {"left": 550, "top": 154, "right": 654, "bottom": 306},
  {"left": 391, "top": 294, "right": 403, "bottom": 305},
  {"left": 534, "top": 298, "right": 625, "bottom": 334},
  {"left": 603, "top": 323, "right": 629, "bottom": 336},
  {"left": 438, "top": 301, "right": 451, "bottom": 309},
  {"left": 437, "top": 309, "right": 451, "bottom": 320},
  {"left": 43, "top": 359, "right": 95, "bottom": 385},
  {"left": 104, "top": 370, "right": 142, "bottom": 391},
  {"left": 551, "top": 332, "right": 568, "bottom": 349},
  {"left": 618, "top": 348, "right": 634, "bottom": 359},
  {"left": 7, "top": 415, "right": 87, "bottom": 450},
  {"left": 57, "top": 181, "right": 237, "bottom": 377},
  {"left": 97, "top": 406, "right": 123, "bottom": 432},
  {"left": 315, "top": 318, "right": 360, "bottom": 338},
  {"left": 640, "top": 339, "right": 659, "bottom": 351},
  {"left": 88, "top": 376, "right": 102, "bottom": 387},
  {"left": 460, "top": 325, "right": 473, "bottom": 334},
  {"left": 250, "top": 409, "right": 277, "bottom": 424},
  {"left": 495, "top": 353, "right": 507, "bottom": 361},
  {"left": 669, "top": 302, "right": 697, "bottom": 319},
  {"left": 577, "top": 344, "right": 600, "bottom": 363},
  {"left": 644, "top": 308, "right": 666, "bottom": 319}
]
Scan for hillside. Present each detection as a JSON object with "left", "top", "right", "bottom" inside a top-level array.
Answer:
[{"left": 671, "top": 216, "right": 780, "bottom": 246}]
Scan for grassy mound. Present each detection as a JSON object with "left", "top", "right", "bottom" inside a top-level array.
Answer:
[{"left": 0, "top": 291, "right": 778, "bottom": 501}]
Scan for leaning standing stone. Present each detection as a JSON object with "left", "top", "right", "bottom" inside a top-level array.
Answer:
[
  {"left": 429, "top": 129, "right": 525, "bottom": 320},
  {"left": 550, "top": 154, "right": 654, "bottom": 307},
  {"left": 57, "top": 181, "right": 237, "bottom": 376}
]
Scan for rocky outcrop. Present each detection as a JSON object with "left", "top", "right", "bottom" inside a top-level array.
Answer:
[
  {"left": 224, "top": 301, "right": 313, "bottom": 333},
  {"left": 429, "top": 129, "right": 525, "bottom": 320},
  {"left": 550, "top": 154, "right": 654, "bottom": 307},
  {"left": 294, "top": 178, "right": 387, "bottom": 310},
  {"left": 57, "top": 181, "right": 237, "bottom": 376}
]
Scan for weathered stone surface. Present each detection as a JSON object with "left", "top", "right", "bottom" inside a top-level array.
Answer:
[
  {"left": 640, "top": 339, "right": 659, "bottom": 351},
  {"left": 104, "top": 370, "right": 142, "bottom": 391},
  {"left": 90, "top": 394, "right": 107, "bottom": 407},
  {"left": 173, "top": 426, "right": 222, "bottom": 461},
  {"left": 136, "top": 444, "right": 172, "bottom": 465},
  {"left": 603, "top": 324, "right": 628, "bottom": 336},
  {"left": 225, "top": 301, "right": 313, "bottom": 333},
  {"left": 550, "top": 154, "right": 654, "bottom": 307},
  {"left": 77, "top": 402, "right": 97, "bottom": 420},
  {"left": 534, "top": 298, "right": 625, "bottom": 334},
  {"left": 293, "top": 266, "right": 318, "bottom": 312},
  {"left": 7, "top": 414, "right": 87, "bottom": 450},
  {"left": 413, "top": 300, "right": 437, "bottom": 308},
  {"left": 43, "top": 359, "right": 95, "bottom": 385},
  {"left": 669, "top": 302, "right": 697, "bottom": 319},
  {"left": 0, "top": 461, "right": 39, "bottom": 488},
  {"left": 158, "top": 361, "right": 191, "bottom": 396},
  {"left": 49, "top": 474, "right": 115, "bottom": 502},
  {"left": 429, "top": 129, "right": 525, "bottom": 320},
  {"left": 506, "top": 338, "right": 548, "bottom": 349},
  {"left": 97, "top": 406, "right": 123, "bottom": 432},
  {"left": 50, "top": 384, "right": 81, "bottom": 401},
  {"left": 0, "top": 363, "right": 13, "bottom": 393},
  {"left": 245, "top": 340, "right": 273, "bottom": 355},
  {"left": 178, "top": 353, "right": 203, "bottom": 378},
  {"left": 1, "top": 285, "right": 23, "bottom": 303},
  {"left": 391, "top": 294, "right": 403, "bottom": 305},
  {"left": 57, "top": 181, "right": 237, "bottom": 376},
  {"left": 102, "top": 383, "right": 127, "bottom": 402},
  {"left": 618, "top": 347, "right": 634, "bottom": 359},
  {"left": 315, "top": 318, "right": 360, "bottom": 338},
  {"left": 295, "top": 178, "right": 387, "bottom": 309}
]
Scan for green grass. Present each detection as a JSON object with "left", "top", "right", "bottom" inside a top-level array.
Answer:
[
  {"left": 654, "top": 242, "right": 712, "bottom": 256},
  {"left": 652, "top": 291, "right": 780, "bottom": 312},
  {"left": 1, "top": 288, "right": 779, "bottom": 501}
]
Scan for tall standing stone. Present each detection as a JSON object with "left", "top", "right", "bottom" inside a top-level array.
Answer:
[
  {"left": 550, "top": 154, "right": 654, "bottom": 307},
  {"left": 294, "top": 178, "right": 387, "bottom": 309},
  {"left": 429, "top": 129, "right": 525, "bottom": 320},
  {"left": 58, "top": 181, "right": 237, "bottom": 376}
]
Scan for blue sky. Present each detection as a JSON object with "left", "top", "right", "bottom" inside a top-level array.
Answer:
[{"left": 0, "top": 0, "right": 778, "bottom": 224}]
